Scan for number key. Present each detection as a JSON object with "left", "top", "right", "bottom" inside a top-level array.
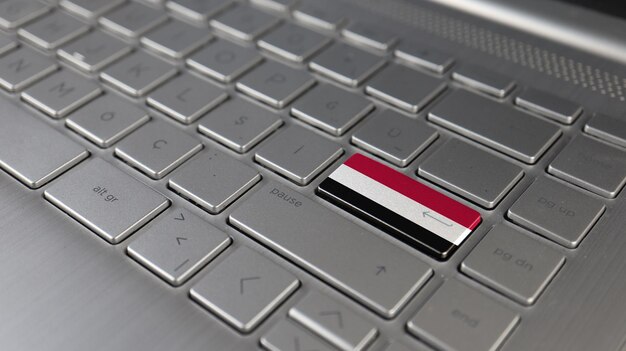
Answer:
[
  {"left": 18, "top": 11, "right": 89, "bottom": 50},
  {"left": 210, "top": 5, "right": 279, "bottom": 41},
  {"left": 141, "top": 20, "right": 213, "bottom": 59},
  {"left": 258, "top": 22, "right": 330, "bottom": 63},
  {"left": 293, "top": 3, "right": 346, "bottom": 31},
  {"left": 166, "top": 0, "right": 234, "bottom": 23},
  {"left": 99, "top": 2, "right": 167, "bottom": 38},
  {"left": 0, "top": 0, "right": 50, "bottom": 30},
  {"left": 342, "top": 21, "right": 398, "bottom": 51}
]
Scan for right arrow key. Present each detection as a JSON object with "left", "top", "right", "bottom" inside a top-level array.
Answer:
[
  {"left": 317, "top": 153, "right": 482, "bottom": 260},
  {"left": 289, "top": 292, "right": 378, "bottom": 351}
]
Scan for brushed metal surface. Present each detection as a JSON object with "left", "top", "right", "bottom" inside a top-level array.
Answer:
[
  {"left": 429, "top": 0, "right": 626, "bottom": 65},
  {"left": 1, "top": 0, "right": 626, "bottom": 350},
  {"left": 0, "top": 171, "right": 245, "bottom": 351}
]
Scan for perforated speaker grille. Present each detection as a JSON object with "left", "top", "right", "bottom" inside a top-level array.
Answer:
[{"left": 345, "top": 0, "right": 626, "bottom": 101}]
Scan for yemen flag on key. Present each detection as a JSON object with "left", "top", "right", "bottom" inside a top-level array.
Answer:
[{"left": 317, "top": 153, "right": 481, "bottom": 260}]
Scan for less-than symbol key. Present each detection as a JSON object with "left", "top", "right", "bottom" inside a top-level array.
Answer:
[
  {"left": 126, "top": 208, "right": 231, "bottom": 286},
  {"left": 240, "top": 276, "right": 260, "bottom": 294},
  {"left": 176, "top": 87, "right": 191, "bottom": 102}
]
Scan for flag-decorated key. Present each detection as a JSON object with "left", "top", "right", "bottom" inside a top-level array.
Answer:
[{"left": 317, "top": 153, "right": 481, "bottom": 260}]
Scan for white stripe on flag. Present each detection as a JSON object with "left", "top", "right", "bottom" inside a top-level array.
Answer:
[{"left": 329, "top": 164, "right": 471, "bottom": 245}]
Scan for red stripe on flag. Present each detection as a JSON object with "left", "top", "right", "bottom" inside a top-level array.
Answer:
[{"left": 344, "top": 153, "right": 481, "bottom": 229}]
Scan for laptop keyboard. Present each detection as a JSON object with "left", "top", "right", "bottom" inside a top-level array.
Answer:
[{"left": 0, "top": 1, "right": 625, "bottom": 350}]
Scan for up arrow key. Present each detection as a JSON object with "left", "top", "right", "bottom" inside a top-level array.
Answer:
[
  {"left": 289, "top": 292, "right": 378, "bottom": 350},
  {"left": 175, "top": 236, "right": 187, "bottom": 245},
  {"left": 376, "top": 265, "right": 386, "bottom": 276}
]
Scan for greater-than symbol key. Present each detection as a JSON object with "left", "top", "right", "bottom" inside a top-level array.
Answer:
[
  {"left": 240, "top": 276, "right": 260, "bottom": 294},
  {"left": 127, "top": 208, "right": 230, "bottom": 286}
]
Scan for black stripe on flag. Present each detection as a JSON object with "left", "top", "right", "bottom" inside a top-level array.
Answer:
[{"left": 317, "top": 178, "right": 457, "bottom": 260}]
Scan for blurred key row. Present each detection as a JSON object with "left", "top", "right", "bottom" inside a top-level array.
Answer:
[
  {"left": 0, "top": 2, "right": 623, "bottom": 351},
  {"left": 0, "top": 13, "right": 621, "bottom": 206},
  {"left": 1, "top": 39, "right": 621, "bottom": 209},
  {"left": 0, "top": 102, "right": 523, "bottom": 349}
]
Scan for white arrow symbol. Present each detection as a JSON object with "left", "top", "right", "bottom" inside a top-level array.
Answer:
[{"left": 422, "top": 211, "right": 453, "bottom": 227}]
